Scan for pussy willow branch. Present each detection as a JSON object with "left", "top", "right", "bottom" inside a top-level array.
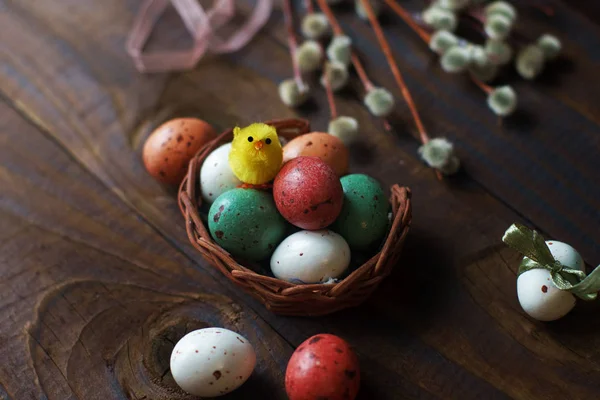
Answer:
[
  {"left": 463, "top": 12, "right": 530, "bottom": 46},
  {"left": 323, "top": 67, "right": 338, "bottom": 119},
  {"left": 361, "top": 0, "right": 443, "bottom": 180},
  {"left": 315, "top": 0, "right": 374, "bottom": 92},
  {"left": 471, "top": 73, "right": 493, "bottom": 93},
  {"left": 304, "top": 0, "right": 314, "bottom": 14},
  {"left": 317, "top": 0, "right": 392, "bottom": 133},
  {"left": 383, "top": 0, "right": 492, "bottom": 98},
  {"left": 283, "top": 0, "right": 305, "bottom": 90},
  {"left": 302, "top": 0, "right": 337, "bottom": 119},
  {"left": 360, "top": 0, "right": 429, "bottom": 145}
]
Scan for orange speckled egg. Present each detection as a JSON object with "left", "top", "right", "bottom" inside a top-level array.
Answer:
[
  {"left": 143, "top": 118, "right": 217, "bottom": 185},
  {"left": 282, "top": 132, "right": 349, "bottom": 177}
]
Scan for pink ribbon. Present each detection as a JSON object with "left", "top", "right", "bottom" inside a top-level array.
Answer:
[{"left": 127, "top": 0, "right": 273, "bottom": 73}]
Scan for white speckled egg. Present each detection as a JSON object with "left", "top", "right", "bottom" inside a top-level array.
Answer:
[
  {"left": 200, "top": 143, "right": 242, "bottom": 204},
  {"left": 270, "top": 230, "right": 350, "bottom": 283},
  {"left": 170, "top": 327, "right": 256, "bottom": 397},
  {"left": 517, "top": 240, "right": 584, "bottom": 321},
  {"left": 543, "top": 240, "right": 584, "bottom": 271}
]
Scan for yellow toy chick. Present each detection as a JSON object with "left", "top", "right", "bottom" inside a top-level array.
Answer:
[{"left": 228, "top": 123, "right": 283, "bottom": 186}]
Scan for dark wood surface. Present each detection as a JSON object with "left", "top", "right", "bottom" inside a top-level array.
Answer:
[{"left": 1, "top": 0, "right": 600, "bottom": 399}]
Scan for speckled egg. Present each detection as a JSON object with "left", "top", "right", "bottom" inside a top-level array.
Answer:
[
  {"left": 286, "top": 334, "right": 360, "bottom": 400},
  {"left": 208, "top": 189, "right": 286, "bottom": 261},
  {"left": 282, "top": 132, "right": 349, "bottom": 177},
  {"left": 143, "top": 118, "right": 217, "bottom": 185},
  {"left": 271, "top": 230, "right": 350, "bottom": 283},
  {"left": 331, "top": 174, "right": 389, "bottom": 250},
  {"left": 273, "top": 157, "right": 343, "bottom": 230},
  {"left": 170, "top": 328, "right": 256, "bottom": 397},
  {"left": 517, "top": 240, "right": 584, "bottom": 321},
  {"left": 200, "top": 143, "right": 242, "bottom": 204}
]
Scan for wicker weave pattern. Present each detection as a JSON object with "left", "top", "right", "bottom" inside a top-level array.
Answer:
[{"left": 178, "top": 118, "right": 412, "bottom": 316}]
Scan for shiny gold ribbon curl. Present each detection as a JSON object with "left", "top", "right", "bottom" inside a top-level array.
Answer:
[{"left": 502, "top": 224, "right": 600, "bottom": 301}]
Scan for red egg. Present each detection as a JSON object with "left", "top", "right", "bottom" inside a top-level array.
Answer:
[
  {"left": 285, "top": 334, "right": 360, "bottom": 400},
  {"left": 273, "top": 157, "right": 343, "bottom": 230}
]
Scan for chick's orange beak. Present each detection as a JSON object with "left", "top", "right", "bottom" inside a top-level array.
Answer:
[{"left": 254, "top": 140, "right": 264, "bottom": 150}]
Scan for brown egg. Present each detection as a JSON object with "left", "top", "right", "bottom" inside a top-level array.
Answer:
[
  {"left": 282, "top": 132, "right": 349, "bottom": 177},
  {"left": 143, "top": 118, "right": 217, "bottom": 185}
]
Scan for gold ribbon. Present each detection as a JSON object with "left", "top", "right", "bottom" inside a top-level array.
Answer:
[{"left": 502, "top": 224, "right": 600, "bottom": 301}]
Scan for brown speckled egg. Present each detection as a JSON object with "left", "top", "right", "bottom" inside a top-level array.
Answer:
[
  {"left": 143, "top": 118, "right": 217, "bottom": 185},
  {"left": 282, "top": 132, "right": 349, "bottom": 177}
]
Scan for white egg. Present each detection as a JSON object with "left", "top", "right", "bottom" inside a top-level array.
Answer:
[
  {"left": 170, "top": 328, "right": 256, "bottom": 397},
  {"left": 200, "top": 143, "right": 242, "bottom": 204},
  {"left": 270, "top": 230, "right": 351, "bottom": 283},
  {"left": 543, "top": 240, "right": 584, "bottom": 271},
  {"left": 517, "top": 240, "right": 584, "bottom": 321}
]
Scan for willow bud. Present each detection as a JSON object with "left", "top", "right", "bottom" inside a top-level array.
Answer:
[
  {"left": 364, "top": 87, "right": 395, "bottom": 117},
  {"left": 355, "top": 0, "right": 381, "bottom": 20},
  {"left": 429, "top": 30, "right": 459, "bottom": 55},
  {"left": 326, "top": 35, "right": 352, "bottom": 66},
  {"left": 437, "top": 0, "right": 471, "bottom": 11},
  {"left": 484, "top": 14, "right": 513, "bottom": 40},
  {"left": 468, "top": 44, "right": 488, "bottom": 67},
  {"left": 296, "top": 40, "right": 324, "bottom": 73},
  {"left": 279, "top": 79, "right": 310, "bottom": 107},
  {"left": 485, "top": 39, "right": 513, "bottom": 65},
  {"left": 487, "top": 85, "right": 517, "bottom": 116},
  {"left": 537, "top": 34, "right": 561, "bottom": 60},
  {"left": 301, "top": 13, "right": 330, "bottom": 40},
  {"left": 516, "top": 45, "right": 545, "bottom": 80},
  {"left": 485, "top": 1, "right": 517, "bottom": 22},
  {"left": 418, "top": 138, "right": 460, "bottom": 175},
  {"left": 320, "top": 61, "right": 349, "bottom": 91},
  {"left": 422, "top": 6, "right": 458, "bottom": 32},
  {"left": 328, "top": 116, "right": 360, "bottom": 144},
  {"left": 441, "top": 45, "right": 470, "bottom": 73},
  {"left": 469, "top": 62, "right": 498, "bottom": 82}
]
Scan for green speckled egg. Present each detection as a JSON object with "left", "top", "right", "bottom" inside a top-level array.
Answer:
[
  {"left": 331, "top": 174, "right": 389, "bottom": 250},
  {"left": 208, "top": 189, "right": 286, "bottom": 261}
]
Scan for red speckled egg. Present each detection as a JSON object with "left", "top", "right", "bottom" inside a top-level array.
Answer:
[
  {"left": 285, "top": 334, "right": 360, "bottom": 400},
  {"left": 274, "top": 157, "right": 343, "bottom": 230},
  {"left": 143, "top": 117, "right": 216, "bottom": 185},
  {"left": 283, "top": 132, "right": 349, "bottom": 177}
]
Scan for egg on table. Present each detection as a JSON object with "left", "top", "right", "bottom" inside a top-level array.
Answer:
[
  {"left": 208, "top": 188, "right": 287, "bottom": 261},
  {"left": 286, "top": 334, "right": 360, "bottom": 400},
  {"left": 331, "top": 174, "right": 390, "bottom": 250},
  {"left": 273, "top": 157, "right": 343, "bottom": 230},
  {"left": 282, "top": 132, "right": 349, "bottom": 177},
  {"left": 517, "top": 240, "right": 584, "bottom": 321},
  {"left": 143, "top": 117, "right": 217, "bottom": 185},
  {"left": 271, "top": 230, "right": 351, "bottom": 284},
  {"left": 170, "top": 327, "right": 256, "bottom": 397},
  {"left": 200, "top": 143, "right": 242, "bottom": 204}
]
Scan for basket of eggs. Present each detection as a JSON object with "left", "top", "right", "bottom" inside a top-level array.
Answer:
[{"left": 178, "top": 118, "right": 411, "bottom": 316}]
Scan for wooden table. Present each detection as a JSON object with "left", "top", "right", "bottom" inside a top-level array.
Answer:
[{"left": 1, "top": 1, "right": 599, "bottom": 399}]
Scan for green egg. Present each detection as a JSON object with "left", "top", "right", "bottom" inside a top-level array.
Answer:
[
  {"left": 331, "top": 174, "right": 390, "bottom": 250},
  {"left": 208, "top": 189, "right": 286, "bottom": 261}
]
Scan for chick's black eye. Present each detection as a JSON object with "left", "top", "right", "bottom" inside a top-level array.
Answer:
[
  {"left": 247, "top": 136, "right": 253, "bottom": 142},
  {"left": 265, "top": 138, "right": 272, "bottom": 145}
]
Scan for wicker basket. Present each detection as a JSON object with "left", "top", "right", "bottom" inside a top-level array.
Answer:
[{"left": 178, "top": 118, "right": 412, "bottom": 316}]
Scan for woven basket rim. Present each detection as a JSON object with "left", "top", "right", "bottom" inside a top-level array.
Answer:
[{"left": 178, "top": 118, "right": 412, "bottom": 316}]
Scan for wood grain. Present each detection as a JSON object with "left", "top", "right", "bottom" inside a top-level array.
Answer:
[
  {"left": 0, "top": 102, "right": 292, "bottom": 399},
  {"left": 2, "top": 0, "right": 600, "bottom": 399}
]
